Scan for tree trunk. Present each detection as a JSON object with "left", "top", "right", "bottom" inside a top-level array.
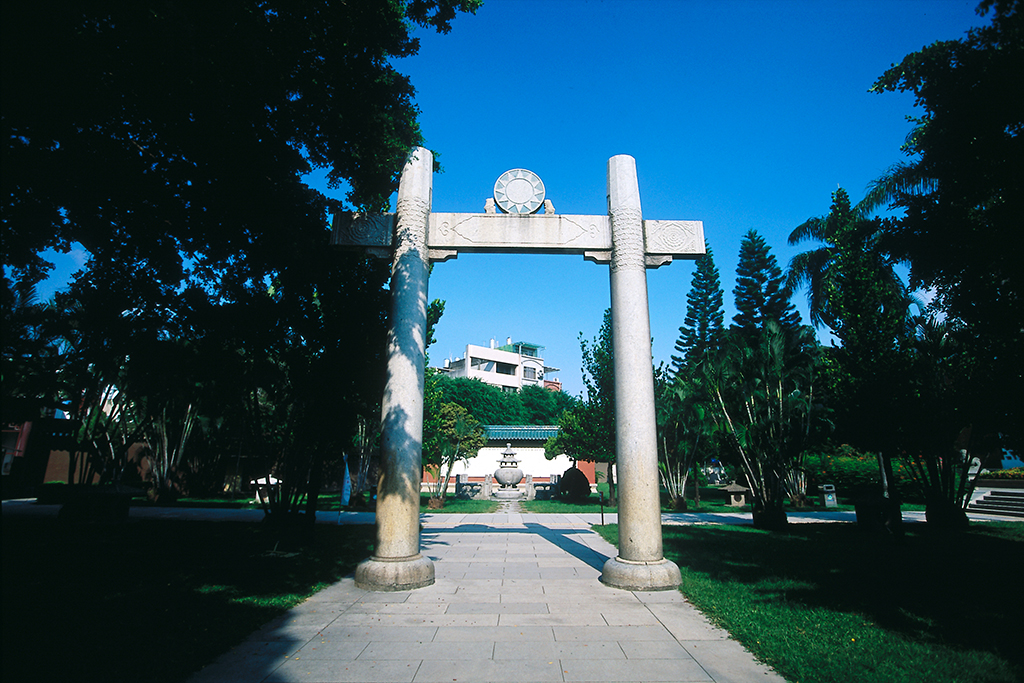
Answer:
[{"left": 607, "top": 463, "right": 617, "bottom": 506}]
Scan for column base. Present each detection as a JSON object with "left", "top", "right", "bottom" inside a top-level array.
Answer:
[
  {"left": 600, "top": 556, "right": 681, "bottom": 591},
  {"left": 355, "top": 553, "right": 435, "bottom": 592}
]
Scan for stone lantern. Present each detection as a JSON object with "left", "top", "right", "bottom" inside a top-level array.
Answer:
[{"left": 493, "top": 443, "right": 524, "bottom": 499}]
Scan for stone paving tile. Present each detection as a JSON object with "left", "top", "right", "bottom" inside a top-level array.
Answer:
[
  {"left": 552, "top": 625, "right": 677, "bottom": 642},
  {"left": 679, "top": 641, "right": 787, "bottom": 682},
  {"left": 452, "top": 578, "right": 504, "bottom": 591},
  {"left": 291, "top": 638, "right": 370, "bottom": 660},
  {"left": 560, "top": 657, "right": 713, "bottom": 682},
  {"left": 221, "top": 639, "right": 305, "bottom": 658},
  {"left": 330, "top": 612, "right": 499, "bottom": 627},
  {"left": 345, "top": 602, "right": 449, "bottom": 614},
  {"left": 427, "top": 560, "right": 472, "bottom": 572},
  {"left": 545, "top": 568, "right": 594, "bottom": 579},
  {"left": 491, "top": 640, "right": 627, "bottom": 660},
  {"left": 412, "top": 658, "right": 564, "bottom": 683},
  {"left": 358, "top": 640, "right": 495, "bottom": 660},
  {"left": 445, "top": 601, "right": 549, "bottom": 614},
  {"left": 300, "top": 581, "right": 367, "bottom": 603},
  {"left": 601, "top": 610, "right": 662, "bottom": 626},
  {"left": 619, "top": 640, "right": 701, "bottom": 660},
  {"left": 407, "top": 591, "right": 502, "bottom": 604},
  {"left": 462, "top": 566, "right": 505, "bottom": 576},
  {"left": 541, "top": 594, "right": 642, "bottom": 606},
  {"left": 248, "top": 620, "right": 334, "bottom": 642},
  {"left": 536, "top": 558, "right": 587, "bottom": 566},
  {"left": 356, "top": 591, "right": 414, "bottom": 603},
  {"left": 645, "top": 604, "right": 729, "bottom": 641},
  {"left": 633, "top": 590, "right": 686, "bottom": 603},
  {"left": 317, "top": 625, "right": 438, "bottom": 641},
  {"left": 433, "top": 625, "right": 555, "bottom": 642},
  {"left": 500, "top": 611, "right": 610, "bottom": 627},
  {"left": 189, "top": 654, "right": 286, "bottom": 683},
  {"left": 267, "top": 657, "right": 421, "bottom": 682}
]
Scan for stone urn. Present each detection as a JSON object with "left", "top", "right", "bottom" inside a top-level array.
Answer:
[{"left": 493, "top": 443, "right": 524, "bottom": 500}]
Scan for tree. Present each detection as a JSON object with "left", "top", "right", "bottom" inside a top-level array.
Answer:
[
  {"left": 423, "top": 402, "right": 485, "bottom": 507},
  {"left": 662, "top": 243, "right": 726, "bottom": 509},
  {"left": 2, "top": 1, "right": 481, "bottom": 301},
  {"left": 520, "top": 384, "right": 575, "bottom": 425},
  {"left": 1, "top": 2, "right": 479, "bottom": 520},
  {"left": 788, "top": 189, "right": 914, "bottom": 454},
  {"left": 671, "top": 241, "right": 724, "bottom": 374},
  {"left": 435, "top": 376, "right": 526, "bottom": 425},
  {"left": 788, "top": 189, "right": 909, "bottom": 336},
  {"left": 704, "top": 322, "right": 826, "bottom": 529},
  {"left": 732, "top": 230, "right": 801, "bottom": 337},
  {"left": 863, "top": 0, "right": 1024, "bottom": 447},
  {"left": 546, "top": 309, "right": 617, "bottom": 502}
]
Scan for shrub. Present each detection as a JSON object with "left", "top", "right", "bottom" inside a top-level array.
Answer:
[
  {"left": 980, "top": 467, "right": 1024, "bottom": 480},
  {"left": 803, "top": 445, "right": 917, "bottom": 501},
  {"left": 558, "top": 466, "right": 592, "bottom": 502}
]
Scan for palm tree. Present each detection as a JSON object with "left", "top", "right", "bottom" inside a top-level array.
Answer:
[{"left": 787, "top": 188, "right": 912, "bottom": 342}]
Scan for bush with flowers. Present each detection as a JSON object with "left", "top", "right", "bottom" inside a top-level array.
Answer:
[{"left": 979, "top": 467, "right": 1024, "bottom": 480}]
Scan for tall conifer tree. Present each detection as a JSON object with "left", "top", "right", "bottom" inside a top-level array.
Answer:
[
  {"left": 671, "top": 241, "right": 724, "bottom": 375},
  {"left": 732, "top": 229, "right": 801, "bottom": 334}
]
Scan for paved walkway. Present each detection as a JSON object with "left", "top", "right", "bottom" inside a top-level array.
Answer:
[
  {"left": 189, "top": 500, "right": 784, "bottom": 683},
  {"left": 4, "top": 497, "right": 1018, "bottom": 683}
]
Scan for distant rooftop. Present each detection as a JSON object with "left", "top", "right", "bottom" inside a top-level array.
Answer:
[
  {"left": 498, "top": 341, "right": 545, "bottom": 356},
  {"left": 483, "top": 425, "right": 559, "bottom": 442}
]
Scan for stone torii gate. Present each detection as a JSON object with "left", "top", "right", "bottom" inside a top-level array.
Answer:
[{"left": 332, "top": 148, "right": 704, "bottom": 592}]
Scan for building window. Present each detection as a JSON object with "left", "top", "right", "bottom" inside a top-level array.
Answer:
[
  {"left": 496, "top": 362, "right": 516, "bottom": 376},
  {"left": 523, "top": 367, "right": 537, "bottom": 380}
]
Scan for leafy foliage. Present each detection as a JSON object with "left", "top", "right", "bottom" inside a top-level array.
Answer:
[
  {"left": 422, "top": 402, "right": 485, "bottom": 502},
  {"left": 732, "top": 229, "right": 801, "bottom": 338},
  {"left": 788, "top": 188, "right": 913, "bottom": 454},
  {"left": 704, "top": 323, "right": 827, "bottom": 528},
  {"left": 864, "top": 0, "right": 1024, "bottom": 448},
  {"left": 0, "top": 1, "right": 480, "bottom": 518},
  {"left": 546, "top": 310, "right": 617, "bottom": 500},
  {"left": 671, "top": 240, "right": 724, "bottom": 373}
]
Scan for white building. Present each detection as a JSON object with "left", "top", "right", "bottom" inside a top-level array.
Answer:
[{"left": 441, "top": 338, "right": 560, "bottom": 392}]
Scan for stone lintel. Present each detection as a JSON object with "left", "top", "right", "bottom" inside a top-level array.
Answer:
[
  {"left": 429, "top": 213, "right": 611, "bottom": 253},
  {"left": 332, "top": 211, "right": 705, "bottom": 265}
]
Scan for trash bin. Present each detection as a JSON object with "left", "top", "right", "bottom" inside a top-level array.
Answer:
[{"left": 821, "top": 484, "right": 837, "bottom": 508}]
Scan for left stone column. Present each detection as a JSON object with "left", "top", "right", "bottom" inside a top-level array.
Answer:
[{"left": 355, "top": 148, "right": 435, "bottom": 591}]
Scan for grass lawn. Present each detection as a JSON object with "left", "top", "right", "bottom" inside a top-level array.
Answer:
[
  {"left": 595, "top": 522, "right": 1023, "bottom": 683},
  {"left": 1, "top": 517, "right": 376, "bottom": 683},
  {"left": 419, "top": 496, "right": 500, "bottom": 513}
]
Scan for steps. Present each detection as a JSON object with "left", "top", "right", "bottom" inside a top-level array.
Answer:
[{"left": 968, "top": 489, "right": 1024, "bottom": 518}]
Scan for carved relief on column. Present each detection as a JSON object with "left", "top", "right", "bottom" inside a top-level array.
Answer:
[
  {"left": 609, "top": 206, "right": 645, "bottom": 273},
  {"left": 395, "top": 196, "right": 431, "bottom": 263}
]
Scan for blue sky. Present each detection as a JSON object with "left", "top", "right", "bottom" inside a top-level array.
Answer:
[
  {"left": 38, "top": 0, "right": 986, "bottom": 398},
  {"left": 380, "top": 0, "right": 984, "bottom": 397}
]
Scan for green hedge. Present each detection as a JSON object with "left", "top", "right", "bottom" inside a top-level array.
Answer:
[
  {"left": 980, "top": 467, "right": 1024, "bottom": 480},
  {"left": 803, "top": 445, "right": 917, "bottom": 501}
]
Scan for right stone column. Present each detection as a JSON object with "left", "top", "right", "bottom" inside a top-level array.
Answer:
[{"left": 601, "top": 154, "right": 682, "bottom": 591}]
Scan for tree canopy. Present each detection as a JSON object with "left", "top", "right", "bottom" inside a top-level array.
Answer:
[
  {"left": 671, "top": 240, "right": 724, "bottom": 374},
  {"left": 0, "top": 1, "right": 481, "bottom": 510},
  {"left": 2, "top": 0, "right": 479, "bottom": 301},
  {"left": 732, "top": 230, "right": 801, "bottom": 337},
  {"left": 863, "top": 0, "right": 1022, "bottom": 448}
]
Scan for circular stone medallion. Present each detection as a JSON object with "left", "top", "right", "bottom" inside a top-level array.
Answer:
[{"left": 494, "top": 169, "right": 545, "bottom": 214}]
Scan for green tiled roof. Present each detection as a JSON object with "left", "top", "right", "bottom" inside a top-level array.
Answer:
[{"left": 483, "top": 425, "right": 559, "bottom": 442}]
